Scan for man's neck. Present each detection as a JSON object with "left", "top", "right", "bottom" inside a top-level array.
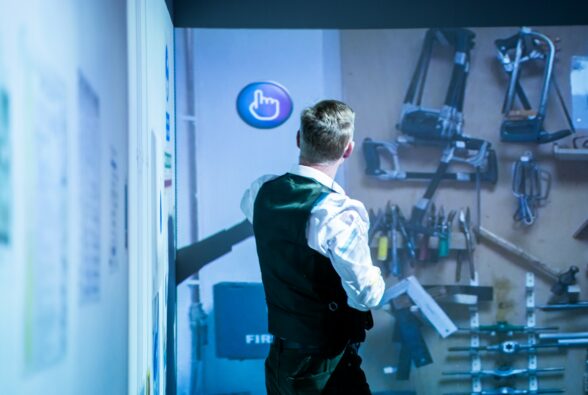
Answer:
[{"left": 299, "top": 160, "right": 340, "bottom": 180}]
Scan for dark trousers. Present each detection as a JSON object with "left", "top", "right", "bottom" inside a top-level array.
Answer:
[{"left": 265, "top": 341, "right": 371, "bottom": 395}]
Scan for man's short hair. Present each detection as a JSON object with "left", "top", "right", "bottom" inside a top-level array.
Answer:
[{"left": 299, "top": 100, "right": 355, "bottom": 164}]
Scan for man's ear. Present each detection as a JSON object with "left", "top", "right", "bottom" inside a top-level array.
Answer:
[
  {"left": 296, "top": 130, "right": 301, "bottom": 148},
  {"left": 342, "top": 140, "right": 355, "bottom": 159}
]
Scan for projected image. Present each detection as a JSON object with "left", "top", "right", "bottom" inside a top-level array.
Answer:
[{"left": 176, "top": 25, "right": 588, "bottom": 395}]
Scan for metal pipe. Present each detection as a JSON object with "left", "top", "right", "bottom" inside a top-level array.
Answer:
[
  {"left": 530, "top": 30, "right": 556, "bottom": 119},
  {"left": 502, "top": 30, "right": 524, "bottom": 114},
  {"left": 416, "top": 32, "right": 433, "bottom": 106},
  {"left": 539, "top": 332, "right": 588, "bottom": 340},
  {"left": 183, "top": 28, "right": 203, "bottom": 395},
  {"left": 539, "top": 302, "right": 588, "bottom": 311},
  {"left": 184, "top": 29, "right": 199, "bottom": 244},
  {"left": 557, "top": 339, "right": 588, "bottom": 346}
]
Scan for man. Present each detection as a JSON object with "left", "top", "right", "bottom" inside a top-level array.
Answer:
[{"left": 241, "top": 100, "right": 386, "bottom": 394}]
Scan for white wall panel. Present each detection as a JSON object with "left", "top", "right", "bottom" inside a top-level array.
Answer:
[
  {"left": 0, "top": 1, "right": 129, "bottom": 394},
  {"left": 128, "top": 0, "right": 176, "bottom": 394}
]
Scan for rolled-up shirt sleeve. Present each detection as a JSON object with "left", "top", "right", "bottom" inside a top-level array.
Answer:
[
  {"left": 240, "top": 174, "right": 277, "bottom": 223},
  {"left": 307, "top": 193, "right": 385, "bottom": 311}
]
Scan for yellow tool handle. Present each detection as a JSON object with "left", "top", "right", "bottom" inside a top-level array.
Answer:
[{"left": 377, "top": 236, "right": 389, "bottom": 261}]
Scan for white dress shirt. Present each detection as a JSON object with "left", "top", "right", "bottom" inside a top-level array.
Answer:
[{"left": 240, "top": 165, "right": 385, "bottom": 311}]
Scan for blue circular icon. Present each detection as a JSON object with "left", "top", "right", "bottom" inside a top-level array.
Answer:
[{"left": 236, "top": 82, "right": 293, "bottom": 129}]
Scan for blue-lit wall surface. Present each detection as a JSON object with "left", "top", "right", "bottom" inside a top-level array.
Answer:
[
  {"left": 0, "top": 1, "right": 129, "bottom": 394},
  {"left": 175, "top": 28, "right": 343, "bottom": 395},
  {"left": 127, "top": 1, "right": 177, "bottom": 393}
]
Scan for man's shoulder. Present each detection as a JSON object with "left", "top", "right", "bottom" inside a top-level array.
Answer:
[
  {"left": 252, "top": 174, "right": 281, "bottom": 189},
  {"left": 261, "top": 173, "right": 334, "bottom": 194},
  {"left": 312, "top": 191, "right": 368, "bottom": 217},
  {"left": 241, "top": 174, "right": 279, "bottom": 222}
]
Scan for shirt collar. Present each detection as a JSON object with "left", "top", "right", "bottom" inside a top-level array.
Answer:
[{"left": 289, "top": 164, "right": 345, "bottom": 195}]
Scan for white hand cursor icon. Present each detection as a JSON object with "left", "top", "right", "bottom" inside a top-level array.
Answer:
[{"left": 249, "top": 89, "right": 280, "bottom": 121}]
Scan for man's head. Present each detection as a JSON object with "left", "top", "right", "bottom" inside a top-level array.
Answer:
[{"left": 298, "top": 100, "right": 355, "bottom": 165}]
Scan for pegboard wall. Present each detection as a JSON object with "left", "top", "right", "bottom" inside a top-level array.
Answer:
[{"left": 341, "top": 26, "right": 588, "bottom": 395}]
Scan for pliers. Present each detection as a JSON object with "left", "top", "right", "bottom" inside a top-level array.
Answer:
[{"left": 456, "top": 207, "right": 475, "bottom": 281}]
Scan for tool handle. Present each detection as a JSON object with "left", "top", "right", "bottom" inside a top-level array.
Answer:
[
  {"left": 362, "top": 138, "right": 383, "bottom": 176},
  {"left": 390, "top": 214, "right": 401, "bottom": 277},
  {"left": 538, "top": 128, "right": 573, "bottom": 144},
  {"left": 481, "top": 148, "right": 499, "bottom": 185},
  {"left": 477, "top": 226, "right": 558, "bottom": 281},
  {"left": 377, "top": 236, "right": 389, "bottom": 261},
  {"left": 418, "top": 235, "right": 430, "bottom": 261},
  {"left": 438, "top": 234, "right": 449, "bottom": 257}
]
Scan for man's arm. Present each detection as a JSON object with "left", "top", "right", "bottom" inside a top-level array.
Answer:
[{"left": 307, "top": 194, "right": 386, "bottom": 311}]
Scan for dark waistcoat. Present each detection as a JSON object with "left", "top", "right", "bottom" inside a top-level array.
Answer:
[{"left": 253, "top": 173, "right": 372, "bottom": 353}]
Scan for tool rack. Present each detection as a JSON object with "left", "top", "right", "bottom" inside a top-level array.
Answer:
[
  {"left": 369, "top": 231, "right": 475, "bottom": 252},
  {"left": 444, "top": 273, "right": 567, "bottom": 395}
]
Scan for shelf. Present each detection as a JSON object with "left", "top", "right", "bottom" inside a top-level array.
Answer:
[{"left": 553, "top": 143, "right": 588, "bottom": 161}]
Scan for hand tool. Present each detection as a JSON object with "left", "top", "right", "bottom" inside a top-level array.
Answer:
[
  {"left": 537, "top": 331, "right": 588, "bottom": 347},
  {"left": 425, "top": 284, "right": 493, "bottom": 305},
  {"left": 449, "top": 339, "right": 588, "bottom": 354},
  {"left": 392, "top": 307, "right": 433, "bottom": 377},
  {"left": 380, "top": 276, "right": 458, "bottom": 338},
  {"left": 538, "top": 301, "right": 588, "bottom": 311},
  {"left": 443, "top": 366, "right": 563, "bottom": 379},
  {"left": 399, "top": 28, "right": 474, "bottom": 140},
  {"left": 458, "top": 321, "right": 558, "bottom": 335},
  {"left": 439, "top": 209, "right": 456, "bottom": 259},
  {"left": 553, "top": 135, "right": 588, "bottom": 161},
  {"left": 429, "top": 204, "right": 441, "bottom": 262},
  {"left": 495, "top": 27, "right": 575, "bottom": 144},
  {"left": 455, "top": 250, "right": 464, "bottom": 282},
  {"left": 447, "top": 210, "right": 457, "bottom": 240},
  {"left": 459, "top": 208, "right": 475, "bottom": 280},
  {"left": 368, "top": 208, "right": 385, "bottom": 245},
  {"left": 363, "top": 27, "right": 498, "bottom": 257},
  {"left": 390, "top": 205, "right": 401, "bottom": 277},
  {"left": 539, "top": 332, "right": 588, "bottom": 340},
  {"left": 393, "top": 285, "right": 493, "bottom": 308},
  {"left": 511, "top": 152, "right": 551, "bottom": 226},
  {"left": 418, "top": 203, "right": 435, "bottom": 262},
  {"left": 362, "top": 136, "right": 498, "bottom": 184},
  {"left": 376, "top": 205, "right": 392, "bottom": 263},
  {"left": 372, "top": 203, "right": 402, "bottom": 277},
  {"left": 444, "top": 387, "right": 564, "bottom": 395},
  {"left": 403, "top": 139, "right": 494, "bottom": 248},
  {"left": 476, "top": 226, "right": 580, "bottom": 302},
  {"left": 396, "top": 207, "right": 417, "bottom": 267}
]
